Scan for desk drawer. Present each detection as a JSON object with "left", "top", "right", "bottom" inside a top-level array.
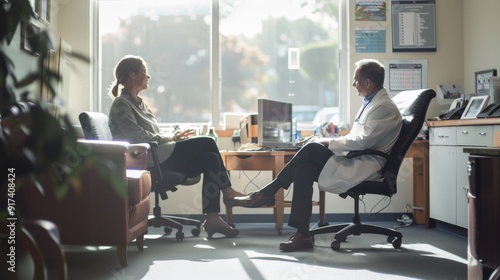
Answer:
[
  {"left": 456, "top": 126, "right": 493, "bottom": 147},
  {"left": 430, "top": 127, "right": 456, "bottom": 145},
  {"left": 224, "top": 155, "right": 276, "bottom": 171}
]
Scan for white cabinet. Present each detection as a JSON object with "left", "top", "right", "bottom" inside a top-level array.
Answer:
[
  {"left": 429, "top": 144, "right": 457, "bottom": 223},
  {"left": 429, "top": 125, "right": 493, "bottom": 228},
  {"left": 456, "top": 126, "right": 493, "bottom": 147},
  {"left": 456, "top": 149, "right": 469, "bottom": 228}
]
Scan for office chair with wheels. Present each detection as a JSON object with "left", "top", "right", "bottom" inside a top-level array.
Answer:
[
  {"left": 147, "top": 141, "right": 202, "bottom": 240},
  {"left": 79, "top": 112, "right": 201, "bottom": 241},
  {"left": 310, "top": 88, "right": 436, "bottom": 250}
]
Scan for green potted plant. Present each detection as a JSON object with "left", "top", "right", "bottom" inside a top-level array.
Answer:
[
  {"left": 0, "top": 1, "right": 135, "bottom": 276},
  {"left": 1, "top": 0, "right": 84, "bottom": 208},
  {"left": 0, "top": 0, "right": 79, "bottom": 276}
]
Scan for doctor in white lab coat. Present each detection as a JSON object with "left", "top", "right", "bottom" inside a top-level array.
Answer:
[
  {"left": 227, "top": 59, "right": 402, "bottom": 251},
  {"left": 317, "top": 83, "right": 402, "bottom": 194}
]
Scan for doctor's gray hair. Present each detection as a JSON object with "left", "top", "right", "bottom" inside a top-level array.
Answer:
[{"left": 355, "top": 59, "right": 385, "bottom": 88}]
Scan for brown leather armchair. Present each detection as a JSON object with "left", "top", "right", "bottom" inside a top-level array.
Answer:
[
  {"left": 78, "top": 111, "right": 202, "bottom": 240},
  {"left": 19, "top": 140, "right": 152, "bottom": 268}
]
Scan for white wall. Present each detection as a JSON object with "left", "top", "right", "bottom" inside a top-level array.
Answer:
[
  {"left": 52, "top": 0, "right": 467, "bottom": 129},
  {"left": 46, "top": 0, "right": 500, "bottom": 217},
  {"left": 348, "top": 0, "right": 465, "bottom": 121},
  {"left": 463, "top": 0, "right": 500, "bottom": 92},
  {"left": 48, "top": 0, "right": 93, "bottom": 124}
]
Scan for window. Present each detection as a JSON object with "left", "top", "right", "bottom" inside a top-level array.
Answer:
[{"left": 97, "top": 0, "right": 342, "bottom": 129}]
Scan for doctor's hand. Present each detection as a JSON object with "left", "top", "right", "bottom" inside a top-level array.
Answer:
[{"left": 311, "top": 136, "right": 331, "bottom": 147}]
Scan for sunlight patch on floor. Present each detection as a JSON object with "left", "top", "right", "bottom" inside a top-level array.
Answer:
[
  {"left": 144, "top": 234, "right": 164, "bottom": 239},
  {"left": 194, "top": 244, "right": 216, "bottom": 249},
  {"left": 244, "top": 251, "right": 421, "bottom": 280},
  {"left": 144, "top": 259, "right": 251, "bottom": 280},
  {"left": 141, "top": 252, "right": 423, "bottom": 280},
  {"left": 372, "top": 243, "right": 467, "bottom": 264},
  {"left": 245, "top": 250, "right": 299, "bottom": 261}
]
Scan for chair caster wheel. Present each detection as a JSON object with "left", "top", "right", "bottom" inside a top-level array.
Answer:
[
  {"left": 388, "top": 236, "right": 402, "bottom": 249},
  {"left": 164, "top": 227, "right": 172, "bottom": 235},
  {"left": 191, "top": 227, "right": 200, "bottom": 237},
  {"left": 331, "top": 240, "right": 341, "bottom": 250},
  {"left": 176, "top": 231, "right": 184, "bottom": 241}
]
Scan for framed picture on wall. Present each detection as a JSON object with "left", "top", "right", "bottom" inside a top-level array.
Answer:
[{"left": 21, "top": 21, "right": 41, "bottom": 56}]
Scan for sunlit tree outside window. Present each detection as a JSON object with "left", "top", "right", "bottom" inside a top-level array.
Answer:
[{"left": 98, "top": 0, "right": 340, "bottom": 126}]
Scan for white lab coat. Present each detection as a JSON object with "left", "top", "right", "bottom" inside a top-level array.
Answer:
[{"left": 318, "top": 88, "right": 402, "bottom": 194}]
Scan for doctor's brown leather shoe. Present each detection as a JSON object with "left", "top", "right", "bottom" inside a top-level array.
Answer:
[{"left": 279, "top": 233, "right": 314, "bottom": 251}]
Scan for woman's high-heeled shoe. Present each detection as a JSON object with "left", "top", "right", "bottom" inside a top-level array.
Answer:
[{"left": 203, "top": 222, "right": 239, "bottom": 239}]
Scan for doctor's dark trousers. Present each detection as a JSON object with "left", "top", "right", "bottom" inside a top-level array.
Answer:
[{"left": 261, "top": 142, "right": 334, "bottom": 235}]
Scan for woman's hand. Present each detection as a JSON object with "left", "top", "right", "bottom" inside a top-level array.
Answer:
[{"left": 172, "top": 129, "right": 195, "bottom": 141}]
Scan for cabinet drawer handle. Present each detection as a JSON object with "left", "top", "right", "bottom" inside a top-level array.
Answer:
[
  {"left": 479, "top": 132, "right": 487, "bottom": 136},
  {"left": 438, "top": 135, "right": 449, "bottom": 138},
  {"left": 462, "top": 186, "right": 469, "bottom": 201},
  {"left": 461, "top": 131, "right": 469, "bottom": 135}
]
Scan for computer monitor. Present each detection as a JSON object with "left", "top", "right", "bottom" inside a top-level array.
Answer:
[{"left": 257, "top": 98, "right": 295, "bottom": 149}]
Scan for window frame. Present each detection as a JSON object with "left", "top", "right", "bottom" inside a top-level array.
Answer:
[{"left": 93, "top": 0, "right": 349, "bottom": 130}]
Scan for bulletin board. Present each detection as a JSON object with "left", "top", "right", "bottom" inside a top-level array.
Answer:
[
  {"left": 355, "top": 28, "right": 386, "bottom": 53},
  {"left": 391, "top": 0, "right": 437, "bottom": 52}
]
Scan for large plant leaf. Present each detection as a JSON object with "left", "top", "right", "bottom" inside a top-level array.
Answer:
[{"left": 1, "top": 0, "right": 34, "bottom": 45}]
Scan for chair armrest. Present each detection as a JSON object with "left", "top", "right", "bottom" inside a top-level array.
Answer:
[
  {"left": 149, "top": 141, "right": 159, "bottom": 147},
  {"left": 346, "top": 149, "right": 399, "bottom": 166},
  {"left": 78, "top": 139, "right": 150, "bottom": 170},
  {"left": 77, "top": 139, "right": 129, "bottom": 154},
  {"left": 148, "top": 141, "right": 163, "bottom": 181},
  {"left": 346, "top": 149, "right": 389, "bottom": 159},
  {"left": 126, "top": 143, "right": 150, "bottom": 170}
]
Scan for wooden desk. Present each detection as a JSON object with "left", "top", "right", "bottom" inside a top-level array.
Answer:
[
  {"left": 406, "top": 140, "right": 430, "bottom": 228},
  {"left": 221, "top": 150, "right": 324, "bottom": 234},
  {"left": 221, "top": 140, "right": 430, "bottom": 233}
]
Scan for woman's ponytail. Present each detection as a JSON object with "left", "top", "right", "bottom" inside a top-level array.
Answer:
[{"left": 111, "top": 82, "right": 119, "bottom": 97}]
